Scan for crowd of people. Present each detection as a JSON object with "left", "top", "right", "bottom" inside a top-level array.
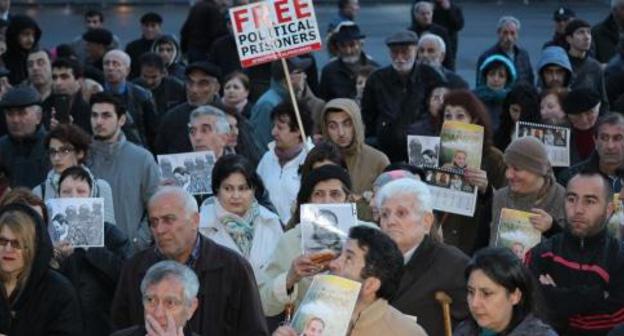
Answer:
[{"left": 0, "top": 0, "right": 624, "bottom": 335}]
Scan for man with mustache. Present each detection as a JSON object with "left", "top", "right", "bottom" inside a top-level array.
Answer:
[
  {"left": 559, "top": 113, "right": 624, "bottom": 193},
  {"left": 527, "top": 170, "right": 624, "bottom": 336},
  {"left": 360, "top": 30, "right": 444, "bottom": 162},
  {"left": 88, "top": 91, "right": 160, "bottom": 254}
]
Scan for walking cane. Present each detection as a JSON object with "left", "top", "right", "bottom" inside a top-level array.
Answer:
[{"left": 435, "top": 291, "right": 453, "bottom": 336}]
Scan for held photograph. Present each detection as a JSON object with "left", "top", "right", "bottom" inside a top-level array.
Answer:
[
  {"left": 439, "top": 121, "right": 484, "bottom": 170},
  {"left": 157, "top": 151, "right": 216, "bottom": 195},
  {"left": 46, "top": 197, "right": 105, "bottom": 248},
  {"left": 300, "top": 203, "right": 358, "bottom": 256}
]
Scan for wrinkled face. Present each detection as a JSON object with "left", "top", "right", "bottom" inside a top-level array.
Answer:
[
  {"left": 5, "top": 105, "right": 41, "bottom": 139},
  {"left": 428, "top": 87, "right": 448, "bottom": 117},
  {"left": 486, "top": 66, "right": 508, "bottom": 91},
  {"left": 389, "top": 44, "right": 417, "bottom": 74},
  {"left": 414, "top": 5, "right": 433, "bottom": 26},
  {"left": 217, "top": 172, "right": 254, "bottom": 217},
  {"left": 48, "top": 138, "right": 83, "bottom": 173},
  {"left": 223, "top": 77, "right": 249, "bottom": 106},
  {"left": 188, "top": 115, "right": 227, "bottom": 155},
  {"left": 225, "top": 114, "right": 238, "bottom": 148},
  {"left": 379, "top": 193, "right": 431, "bottom": 253},
  {"left": 497, "top": 23, "right": 518, "bottom": 50},
  {"left": 540, "top": 94, "right": 565, "bottom": 122},
  {"left": 336, "top": 39, "right": 362, "bottom": 64},
  {"left": 509, "top": 104, "right": 522, "bottom": 122},
  {"left": 595, "top": 123, "right": 624, "bottom": 165},
  {"left": 542, "top": 65, "right": 567, "bottom": 89},
  {"left": 567, "top": 27, "right": 592, "bottom": 52},
  {"left": 143, "top": 277, "right": 197, "bottom": 332},
  {"left": 142, "top": 22, "right": 162, "bottom": 40},
  {"left": 140, "top": 65, "right": 165, "bottom": 90},
  {"left": 271, "top": 115, "right": 301, "bottom": 150},
  {"left": 85, "top": 15, "right": 103, "bottom": 29},
  {"left": 417, "top": 39, "right": 443, "bottom": 67},
  {"left": 310, "top": 179, "right": 348, "bottom": 204},
  {"left": 103, "top": 53, "right": 129, "bottom": 84},
  {"left": 148, "top": 193, "right": 199, "bottom": 262},
  {"left": 18, "top": 28, "right": 36, "bottom": 50},
  {"left": 467, "top": 269, "right": 520, "bottom": 333},
  {"left": 157, "top": 42, "right": 176, "bottom": 65},
  {"left": 27, "top": 51, "right": 52, "bottom": 86},
  {"left": 565, "top": 174, "right": 613, "bottom": 238},
  {"left": 505, "top": 164, "right": 544, "bottom": 194},
  {"left": 0, "top": 226, "right": 25, "bottom": 278},
  {"left": 325, "top": 110, "right": 355, "bottom": 149},
  {"left": 186, "top": 70, "right": 220, "bottom": 106},
  {"left": 52, "top": 67, "right": 80, "bottom": 95},
  {"left": 59, "top": 176, "right": 91, "bottom": 198},
  {"left": 443, "top": 105, "right": 472, "bottom": 124},
  {"left": 568, "top": 104, "right": 599, "bottom": 131},
  {"left": 91, "top": 102, "right": 125, "bottom": 142}
]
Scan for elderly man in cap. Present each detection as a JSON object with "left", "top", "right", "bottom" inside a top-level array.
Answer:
[
  {"left": 563, "top": 87, "right": 602, "bottom": 165},
  {"left": 409, "top": 1, "right": 454, "bottom": 70},
  {"left": 319, "top": 22, "right": 378, "bottom": 101},
  {"left": 361, "top": 30, "right": 444, "bottom": 162},
  {"left": 476, "top": 16, "right": 534, "bottom": 85},
  {"left": 102, "top": 49, "right": 158, "bottom": 150},
  {"left": 544, "top": 6, "right": 576, "bottom": 49},
  {"left": 0, "top": 85, "right": 49, "bottom": 188},
  {"left": 112, "top": 186, "right": 268, "bottom": 336},
  {"left": 250, "top": 56, "right": 324, "bottom": 148},
  {"left": 154, "top": 61, "right": 222, "bottom": 154}
]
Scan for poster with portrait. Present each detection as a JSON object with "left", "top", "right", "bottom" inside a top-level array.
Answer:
[
  {"left": 495, "top": 208, "right": 541, "bottom": 260},
  {"left": 46, "top": 197, "right": 105, "bottom": 248},
  {"left": 516, "top": 121, "right": 570, "bottom": 167},
  {"left": 291, "top": 274, "right": 361, "bottom": 336},
  {"left": 300, "top": 203, "right": 358, "bottom": 256},
  {"left": 407, "top": 135, "right": 440, "bottom": 167},
  {"left": 422, "top": 166, "right": 478, "bottom": 217},
  {"left": 439, "top": 121, "right": 484, "bottom": 170},
  {"left": 607, "top": 194, "right": 624, "bottom": 239},
  {"left": 157, "top": 151, "right": 216, "bottom": 195}
]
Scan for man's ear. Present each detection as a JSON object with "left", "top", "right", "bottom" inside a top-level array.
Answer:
[
  {"left": 118, "top": 114, "right": 127, "bottom": 127},
  {"left": 362, "top": 277, "right": 381, "bottom": 298}
]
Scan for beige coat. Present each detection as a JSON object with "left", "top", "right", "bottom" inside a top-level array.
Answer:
[{"left": 351, "top": 299, "right": 429, "bottom": 336}]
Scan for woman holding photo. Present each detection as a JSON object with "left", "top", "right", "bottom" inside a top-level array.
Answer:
[
  {"left": 438, "top": 89, "right": 507, "bottom": 254},
  {"left": 454, "top": 247, "right": 556, "bottom": 336},
  {"left": 489, "top": 137, "right": 565, "bottom": 246},
  {"left": 53, "top": 165, "right": 130, "bottom": 336},
  {"left": 199, "top": 154, "right": 282, "bottom": 277}
]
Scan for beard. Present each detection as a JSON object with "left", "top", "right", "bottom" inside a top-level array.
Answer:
[
  {"left": 392, "top": 57, "right": 416, "bottom": 73},
  {"left": 340, "top": 54, "right": 360, "bottom": 64}
]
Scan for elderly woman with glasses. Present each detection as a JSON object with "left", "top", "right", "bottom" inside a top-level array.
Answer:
[{"left": 32, "top": 124, "right": 115, "bottom": 224}]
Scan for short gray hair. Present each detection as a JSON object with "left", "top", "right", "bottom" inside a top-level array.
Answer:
[
  {"left": 140, "top": 260, "right": 199, "bottom": 306},
  {"left": 104, "top": 49, "right": 131, "bottom": 68},
  {"left": 189, "top": 105, "right": 230, "bottom": 135},
  {"left": 149, "top": 186, "right": 199, "bottom": 215},
  {"left": 375, "top": 178, "right": 432, "bottom": 214},
  {"left": 497, "top": 16, "right": 521, "bottom": 31},
  {"left": 418, "top": 33, "right": 446, "bottom": 54},
  {"left": 413, "top": 1, "right": 433, "bottom": 13}
]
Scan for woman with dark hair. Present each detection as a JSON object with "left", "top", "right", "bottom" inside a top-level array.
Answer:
[
  {"left": 412, "top": 85, "right": 450, "bottom": 136},
  {"left": 221, "top": 71, "right": 254, "bottom": 118},
  {"left": 199, "top": 154, "right": 282, "bottom": 277},
  {"left": 0, "top": 203, "right": 83, "bottom": 335},
  {"left": 221, "top": 107, "right": 265, "bottom": 168},
  {"left": 494, "top": 83, "right": 541, "bottom": 151},
  {"left": 54, "top": 165, "right": 130, "bottom": 336},
  {"left": 33, "top": 124, "right": 115, "bottom": 224},
  {"left": 454, "top": 247, "right": 556, "bottom": 335},
  {"left": 539, "top": 89, "right": 568, "bottom": 126},
  {"left": 298, "top": 140, "right": 347, "bottom": 182},
  {"left": 438, "top": 89, "right": 507, "bottom": 254}
]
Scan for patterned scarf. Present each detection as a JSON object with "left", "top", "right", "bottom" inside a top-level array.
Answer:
[{"left": 216, "top": 200, "right": 260, "bottom": 258}]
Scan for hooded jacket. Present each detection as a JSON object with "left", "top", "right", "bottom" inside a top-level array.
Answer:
[
  {"left": 3, "top": 15, "right": 41, "bottom": 85},
  {"left": 0, "top": 203, "right": 83, "bottom": 335},
  {"left": 320, "top": 99, "right": 389, "bottom": 195},
  {"left": 537, "top": 46, "right": 573, "bottom": 89},
  {"left": 151, "top": 34, "right": 187, "bottom": 81},
  {"left": 474, "top": 54, "right": 517, "bottom": 129}
]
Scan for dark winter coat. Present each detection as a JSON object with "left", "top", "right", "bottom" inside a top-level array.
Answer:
[
  {"left": 409, "top": 21, "right": 455, "bottom": 70},
  {"left": 111, "top": 82, "right": 159, "bottom": 150},
  {"left": 207, "top": 34, "right": 242, "bottom": 81},
  {"left": 3, "top": 15, "right": 41, "bottom": 85},
  {"left": 154, "top": 101, "right": 199, "bottom": 155},
  {"left": 42, "top": 92, "right": 92, "bottom": 133},
  {"left": 180, "top": 1, "right": 228, "bottom": 62},
  {"left": 0, "top": 126, "right": 49, "bottom": 188},
  {"left": 111, "top": 234, "right": 269, "bottom": 336},
  {"left": 592, "top": 13, "right": 620, "bottom": 64},
  {"left": 433, "top": 2, "right": 464, "bottom": 71},
  {"left": 126, "top": 36, "right": 158, "bottom": 80},
  {"left": 0, "top": 204, "right": 83, "bottom": 336},
  {"left": 319, "top": 52, "right": 379, "bottom": 101},
  {"left": 133, "top": 76, "right": 186, "bottom": 120}
]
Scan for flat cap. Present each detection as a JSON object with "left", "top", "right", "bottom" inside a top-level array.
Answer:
[
  {"left": 185, "top": 61, "right": 222, "bottom": 82},
  {"left": 563, "top": 87, "right": 601, "bottom": 115},
  {"left": 385, "top": 30, "right": 418, "bottom": 46},
  {"left": 0, "top": 86, "right": 41, "bottom": 109}
]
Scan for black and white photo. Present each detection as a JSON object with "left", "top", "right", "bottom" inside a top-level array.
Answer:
[
  {"left": 157, "top": 151, "right": 216, "bottom": 195},
  {"left": 46, "top": 198, "right": 105, "bottom": 248}
]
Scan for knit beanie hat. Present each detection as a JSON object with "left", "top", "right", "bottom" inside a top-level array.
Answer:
[
  {"left": 503, "top": 137, "right": 551, "bottom": 176},
  {"left": 563, "top": 87, "right": 601, "bottom": 115}
]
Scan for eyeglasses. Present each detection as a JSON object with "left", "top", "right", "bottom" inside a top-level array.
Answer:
[
  {"left": 0, "top": 237, "right": 23, "bottom": 250},
  {"left": 143, "top": 294, "right": 184, "bottom": 311},
  {"left": 47, "top": 146, "right": 75, "bottom": 158}
]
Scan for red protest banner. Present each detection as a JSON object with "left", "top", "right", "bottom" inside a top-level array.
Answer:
[{"left": 229, "top": 0, "right": 322, "bottom": 68}]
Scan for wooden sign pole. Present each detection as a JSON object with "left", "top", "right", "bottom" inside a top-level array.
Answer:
[{"left": 281, "top": 58, "right": 308, "bottom": 145}]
